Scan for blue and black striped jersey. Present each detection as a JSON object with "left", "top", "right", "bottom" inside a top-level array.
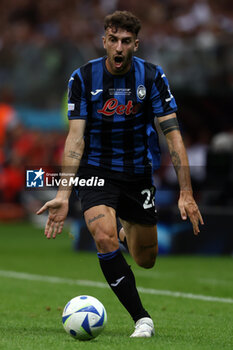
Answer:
[{"left": 68, "top": 56, "right": 177, "bottom": 175}]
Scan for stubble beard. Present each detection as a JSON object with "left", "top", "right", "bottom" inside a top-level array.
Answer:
[{"left": 108, "top": 51, "right": 133, "bottom": 75}]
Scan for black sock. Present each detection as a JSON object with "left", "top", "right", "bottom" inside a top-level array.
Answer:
[{"left": 98, "top": 249, "right": 150, "bottom": 322}]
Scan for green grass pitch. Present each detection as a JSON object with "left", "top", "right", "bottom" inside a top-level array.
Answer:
[{"left": 0, "top": 222, "right": 233, "bottom": 350}]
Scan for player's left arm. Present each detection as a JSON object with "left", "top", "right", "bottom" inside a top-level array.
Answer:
[{"left": 157, "top": 113, "right": 204, "bottom": 235}]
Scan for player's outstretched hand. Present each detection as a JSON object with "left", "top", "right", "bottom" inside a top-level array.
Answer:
[
  {"left": 178, "top": 191, "right": 204, "bottom": 235},
  {"left": 36, "top": 198, "right": 69, "bottom": 239}
]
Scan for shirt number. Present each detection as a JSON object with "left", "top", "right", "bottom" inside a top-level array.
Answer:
[{"left": 141, "top": 187, "right": 155, "bottom": 209}]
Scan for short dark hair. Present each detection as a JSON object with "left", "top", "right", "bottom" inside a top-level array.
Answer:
[{"left": 104, "top": 11, "right": 141, "bottom": 37}]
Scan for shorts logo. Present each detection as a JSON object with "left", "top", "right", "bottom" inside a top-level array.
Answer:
[
  {"left": 26, "top": 168, "right": 45, "bottom": 187},
  {"left": 137, "top": 85, "right": 146, "bottom": 100}
]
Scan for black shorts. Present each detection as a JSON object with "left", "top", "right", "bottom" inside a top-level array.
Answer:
[{"left": 75, "top": 165, "right": 158, "bottom": 225}]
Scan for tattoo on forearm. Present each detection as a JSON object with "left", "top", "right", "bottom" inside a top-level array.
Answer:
[
  {"left": 68, "top": 151, "right": 81, "bottom": 160},
  {"left": 171, "top": 151, "right": 181, "bottom": 173},
  {"left": 88, "top": 214, "right": 105, "bottom": 225}
]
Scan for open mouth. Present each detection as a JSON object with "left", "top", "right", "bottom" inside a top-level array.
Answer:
[
  {"left": 115, "top": 56, "right": 123, "bottom": 63},
  {"left": 114, "top": 56, "right": 123, "bottom": 68}
]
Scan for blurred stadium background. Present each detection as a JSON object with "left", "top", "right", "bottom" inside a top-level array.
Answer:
[{"left": 0, "top": 0, "right": 233, "bottom": 255}]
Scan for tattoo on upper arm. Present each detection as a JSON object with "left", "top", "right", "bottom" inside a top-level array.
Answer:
[
  {"left": 68, "top": 151, "right": 82, "bottom": 160},
  {"left": 171, "top": 151, "right": 181, "bottom": 173},
  {"left": 88, "top": 214, "right": 105, "bottom": 225}
]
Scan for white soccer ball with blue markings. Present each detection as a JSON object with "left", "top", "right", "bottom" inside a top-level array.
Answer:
[{"left": 62, "top": 295, "right": 107, "bottom": 340}]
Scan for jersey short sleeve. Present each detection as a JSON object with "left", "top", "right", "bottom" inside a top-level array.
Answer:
[
  {"left": 67, "top": 70, "right": 88, "bottom": 120},
  {"left": 150, "top": 65, "right": 177, "bottom": 118}
]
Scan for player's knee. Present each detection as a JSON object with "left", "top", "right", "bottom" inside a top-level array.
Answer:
[
  {"left": 137, "top": 255, "right": 156, "bottom": 269},
  {"left": 135, "top": 245, "right": 158, "bottom": 269},
  {"left": 93, "top": 226, "right": 118, "bottom": 253}
]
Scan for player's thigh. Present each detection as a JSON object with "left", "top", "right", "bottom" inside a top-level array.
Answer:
[{"left": 84, "top": 205, "right": 118, "bottom": 252}]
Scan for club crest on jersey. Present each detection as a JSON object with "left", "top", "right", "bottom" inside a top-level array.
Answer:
[{"left": 137, "top": 85, "right": 146, "bottom": 100}]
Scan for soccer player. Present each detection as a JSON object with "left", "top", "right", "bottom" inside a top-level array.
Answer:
[{"left": 37, "top": 11, "right": 204, "bottom": 337}]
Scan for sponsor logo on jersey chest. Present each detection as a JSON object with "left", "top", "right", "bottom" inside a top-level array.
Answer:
[{"left": 97, "top": 98, "right": 140, "bottom": 116}]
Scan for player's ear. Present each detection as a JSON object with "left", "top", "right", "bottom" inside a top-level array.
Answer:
[
  {"left": 134, "top": 39, "right": 139, "bottom": 52},
  {"left": 102, "top": 36, "right": 106, "bottom": 49}
]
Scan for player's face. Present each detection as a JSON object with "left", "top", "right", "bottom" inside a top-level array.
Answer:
[{"left": 103, "top": 27, "right": 139, "bottom": 75}]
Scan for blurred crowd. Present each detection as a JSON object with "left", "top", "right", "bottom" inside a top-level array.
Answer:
[
  {"left": 0, "top": 0, "right": 233, "bottom": 107},
  {"left": 0, "top": 0, "right": 233, "bottom": 49},
  {"left": 0, "top": 87, "right": 66, "bottom": 220},
  {"left": 0, "top": 0, "right": 233, "bottom": 221}
]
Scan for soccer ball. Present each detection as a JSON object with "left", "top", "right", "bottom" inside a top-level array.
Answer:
[{"left": 62, "top": 295, "right": 107, "bottom": 341}]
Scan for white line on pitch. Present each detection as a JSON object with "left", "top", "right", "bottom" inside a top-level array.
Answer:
[{"left": 0, "top": 270, "right": 233, "bottom": 304}]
